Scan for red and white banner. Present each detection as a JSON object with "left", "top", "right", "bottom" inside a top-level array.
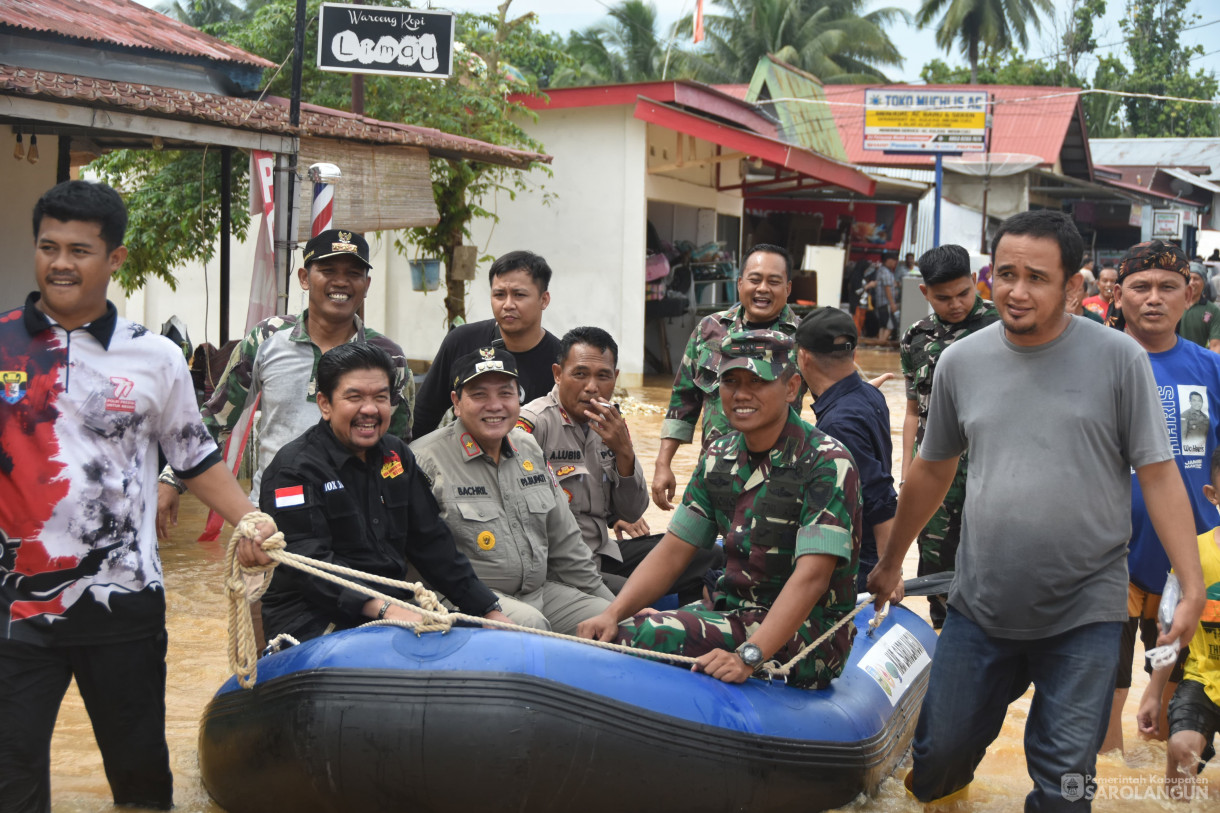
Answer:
[
  {"left": 693, "top": 0, "right": 705, "bottom": 44},
  {"left": 247, "top": 151, "right": 279, "bottom": 333}
]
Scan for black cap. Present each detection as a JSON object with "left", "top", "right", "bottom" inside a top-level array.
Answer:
[
  {"left": 795, "top": 307, "right": 858, "bottom": 353},
  {"left": 452, "top": 346, "right": 519, "bottom": 391},
  {"left": 303, "top": 229, "right": 372, "bottom": 269}
]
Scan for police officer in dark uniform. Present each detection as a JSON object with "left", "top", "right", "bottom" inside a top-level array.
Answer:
[{"left": 259, "top": 343, "right": 510, "bottom": 642}]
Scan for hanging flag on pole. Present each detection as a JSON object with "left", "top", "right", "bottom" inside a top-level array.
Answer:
[
  {"left": 693, "top": 0, "right": 705, "bottom": 44},
  {"left": 246, "top": 151, "right": 279, "bottom": 333}
]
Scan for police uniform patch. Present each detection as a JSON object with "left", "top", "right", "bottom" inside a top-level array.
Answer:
[
  {"left": 522, "top": 460, "right": 534, "bottom": 472},
  {"left": 562, "top": 488, "right": 573, "bottom": 503},
  {"left": 477, "top": 530, "right": 496, "bottom": 550},
  {"left": 554, "top": 465, "right": 575, "bottom": 477},
  {"left": 460, "top": 432, "right": 480, "bottom": 457},
  {"left": 381, "top": 450, "right": 405, "bottom": 479}
]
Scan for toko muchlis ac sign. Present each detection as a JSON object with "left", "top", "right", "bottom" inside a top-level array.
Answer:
[
  {"left": 317, "top": 3, "right": 454, "bottom": 79},
  {"left": 864, "top": 89, "right": 988, "bottom": 153}
]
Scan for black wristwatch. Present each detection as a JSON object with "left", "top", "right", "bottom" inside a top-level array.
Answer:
[{"left": 735, "top": 642, "right": 764, "bottom": 669}]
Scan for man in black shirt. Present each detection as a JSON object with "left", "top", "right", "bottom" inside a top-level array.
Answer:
[
  {"left": 260, "top": 343, "right": 510, "bottom": 642},
  {"left": 413, "top": 250, "right": 563, "bottom": 437}
]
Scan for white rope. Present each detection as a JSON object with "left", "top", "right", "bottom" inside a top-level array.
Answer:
[{"left": 225, "top": 512, "right": 878, "bottom": 687}]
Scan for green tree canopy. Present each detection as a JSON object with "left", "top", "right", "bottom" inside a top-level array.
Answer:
[
  {"left": 552, "top": 1, "right": 687, "bottom": 86},
  {"left": 689, "top": 0, "right": 908, "bottom": 84},
  {"left": 917, "top": 0, "right": 1217, "bottom": 138},
  {"left": 1117, "top": 0, "right": 1218, "bottom": 137},
  {"left": 916, "top": 0, "right": 1053, "bottom": 83},
  {"left": 92, "top": 0, "right": 559, "bottom": 322}
]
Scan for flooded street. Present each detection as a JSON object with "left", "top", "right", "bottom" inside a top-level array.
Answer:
[{"left": 48, "top": 347, "right": 1211, "bottom": 811}]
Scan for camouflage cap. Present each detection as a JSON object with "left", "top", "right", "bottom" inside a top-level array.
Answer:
[{"left": 717, "top": 329, "right": 795, "bottom": 382}]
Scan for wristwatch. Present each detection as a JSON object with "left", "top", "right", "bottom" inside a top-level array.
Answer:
[{"left": 735, "top": 642, "right": 764, "bottom": 669}]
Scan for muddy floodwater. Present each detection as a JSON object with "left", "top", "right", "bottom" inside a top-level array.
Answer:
[{"left": 49, "top": 348, "right": 1213, "bottom": 811}]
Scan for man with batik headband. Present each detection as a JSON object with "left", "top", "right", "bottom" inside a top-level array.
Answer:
[
  {"left": 410, "top": 347, "right": 614, "bottom": 634},
  {"left": 1099, "top": 239, "right": 1220, "bottom": 754},
  {"left": 579, "top": 330, "right": 861, "bottom": 689}
]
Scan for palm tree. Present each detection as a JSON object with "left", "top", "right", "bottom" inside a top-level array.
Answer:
[
  {"left": 689, "top": 0, "right": 909, "bottom": 85},
  {"left": 916, "top": 0, "right": 1053, "bottom": 84},
  {"left": 553, "top": 0, "right": 687, "bottom": 86}
]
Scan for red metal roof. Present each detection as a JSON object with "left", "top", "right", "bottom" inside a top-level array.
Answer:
[
  {"left": 634, "top": 98, "right": 874, "bottom": 196},
  {"left": 516, "top": 82, "right": 778, "bottom": 138},
  {"left": 1, "top": 0, "right": 273, "bottom": 68},
  {"left": 824, "top": 85, "right": 1084, "bottom": 169},
  {"left": 0, "top": 66, "right": 549, "bottom": 169}
]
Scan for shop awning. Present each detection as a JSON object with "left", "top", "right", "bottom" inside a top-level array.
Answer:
[{"left": 633, "top": 98, "right": 875, "bottom": 197}]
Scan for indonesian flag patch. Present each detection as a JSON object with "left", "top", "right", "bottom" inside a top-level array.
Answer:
[{"left": 274, "top": 485, "right": 306, "bottom": 508}]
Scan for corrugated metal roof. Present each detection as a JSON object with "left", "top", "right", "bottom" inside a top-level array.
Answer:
[
  {"left": 743, "top": 55, "right": 847, "bottom": 161},
  {"left": 824, "top": 85, "right": 1082, "bottom": 171},
  {"left": 1161, "top": 166, "right": 1220, "bottom": 194},
  {"left": 0, "top": 65, "right": 550, "bottom": 169},
  {"left": 1, "top": 0, "right": 273, "bottom": 68},
  {"left": 1090, "top": 138, "right": 1220, "bottom": 172}
]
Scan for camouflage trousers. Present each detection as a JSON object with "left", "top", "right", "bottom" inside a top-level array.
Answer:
[
  {"left": 614, "top": 601, "right": 853, "bottom": 689},
  {"left": 916, "top": 458, "right": 967, "bottom": 574},
  {"left": 916, "top": 457, "right": 967, "bottom": 628}
]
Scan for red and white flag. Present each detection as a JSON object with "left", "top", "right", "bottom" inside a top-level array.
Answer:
[
  {"left": 274, "top": 485, "right": 306, "bottom": 508},
  {"left": 693, "top": 0, "right": 705, "bottom": 44}
]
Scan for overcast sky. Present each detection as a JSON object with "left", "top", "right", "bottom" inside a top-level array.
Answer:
[{"left": 137, "top": 0, "right": 1219, "bottom": 86}]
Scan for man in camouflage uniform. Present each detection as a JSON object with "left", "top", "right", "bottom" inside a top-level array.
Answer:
[
  {"left": 156, "top": 229, "right": 414, "bottom": 536},
  {"left": 580, "top": 330, "right": 861, "bottom": 690},
  {"left": 899, "top": 244, "right": 998, "bottom": 627},
  {"left": 652, "top": 243, "right": 800, "bottom": 510}
]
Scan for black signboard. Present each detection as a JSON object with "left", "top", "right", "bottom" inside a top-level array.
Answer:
[{"left": 317, "top": 3, "right": 454, "bottom": 79}]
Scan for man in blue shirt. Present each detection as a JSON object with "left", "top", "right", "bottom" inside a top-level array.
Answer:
[
  {"left": 1100, "top": 239, "right": 1220, "bottom": 754},
  {"left": 795, "top": 307, "right": 897, "bottom": 589}
]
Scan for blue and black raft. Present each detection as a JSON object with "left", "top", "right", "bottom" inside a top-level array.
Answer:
[{"left": 199, "top": 578, "right": 943, "bottom": 813}]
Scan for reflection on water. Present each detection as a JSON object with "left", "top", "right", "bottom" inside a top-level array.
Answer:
[{"left": 49, "top": 347, "right": 1211, "bottom": 811}]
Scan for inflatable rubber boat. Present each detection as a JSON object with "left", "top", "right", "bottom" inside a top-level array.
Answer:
[{"left": 199, "top": 603, "right": 936, "bottom": 813}]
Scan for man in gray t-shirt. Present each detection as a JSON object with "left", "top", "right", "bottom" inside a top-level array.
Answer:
[{"left": 868, "top": 211, "right": 1205, "bottom": 810}]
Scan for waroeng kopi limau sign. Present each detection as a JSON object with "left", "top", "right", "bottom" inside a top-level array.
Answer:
[
  {"left": 864, "top": 89, "right": 988, "bottom": 153},
  {"left": 318, "top": 3, "right": 454, "bottom": 79}
]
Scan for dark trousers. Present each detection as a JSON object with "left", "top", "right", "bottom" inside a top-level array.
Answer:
[
  {"left": 0, "top": 633, "right": 173, "bottom": 813},
  {"left": 600, "top": 534, "right": 725, "bottom": 605},
  {"left": 910, "top": 607, "right": 1121, "bottom": 811}
]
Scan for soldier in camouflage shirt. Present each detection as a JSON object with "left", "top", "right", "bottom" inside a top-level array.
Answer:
[
  {"left": 581, "top": 330, "right": 861, "bottom": 689},
  {"left": 156, "top": 229, "right": 414, "bottom": 535},
  {"left": 653, "top": 244, "right": 800, "bottom": 510},
  {"left": 899, "top": 245, "right": 998, "bottom": 627}
]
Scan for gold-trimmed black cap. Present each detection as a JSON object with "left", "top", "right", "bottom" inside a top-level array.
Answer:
[{"left": 303, "top": 229, "right": 372, "bottom": 269}]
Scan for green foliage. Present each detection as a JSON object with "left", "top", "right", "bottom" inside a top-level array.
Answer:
[
  {"left": 916, "top": 0, "right": 1218, "bottom": 138},
  {"left": 916, "top": 0, "right": 1053, "bottom": 82},
  {"left": 552, "top": 1, "right": 688, "bottom": 86},
  {"left": 89, "top": 148, "right": 251, "bottom": 294},
  {"left": 87, "top": 0, "right": 556, "bottom": 308},
  {"left": 1118, "top": 0, "right": 1219, "bottom": 137},
  {"left": 688, "top": 0, "right": 908, "bottom": 84}
]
